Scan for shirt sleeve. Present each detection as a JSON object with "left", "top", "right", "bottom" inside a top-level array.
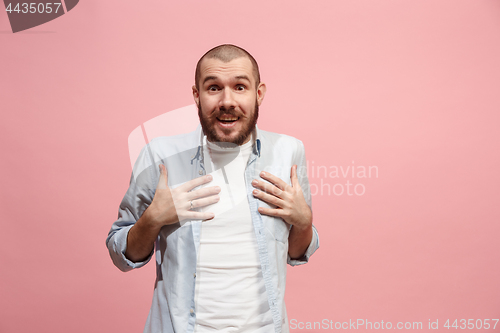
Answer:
[
  {"left": 287, "top": 139, "right": 320, "bottom": 266},
  {"left": 287, "top": 225, "right": 320, "bottom": 266},
  {"left": 106, "top": 143, "right": 160, "bottom": 272}
]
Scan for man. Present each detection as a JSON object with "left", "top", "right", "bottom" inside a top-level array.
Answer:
[{"left": 107, "top": 44, "right": 319, "bottom": 333}]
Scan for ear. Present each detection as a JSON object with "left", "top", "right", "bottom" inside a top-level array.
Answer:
[
  {"left": 192, "top": 85, "right": 200, "bottom": 108},
  {"left": 256, "top": 82, "right": 267, "bottom": 106}
]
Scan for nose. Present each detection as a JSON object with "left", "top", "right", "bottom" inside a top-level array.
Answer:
[{"left": 219, "top": 88, "right": 236, "bottom": 110}]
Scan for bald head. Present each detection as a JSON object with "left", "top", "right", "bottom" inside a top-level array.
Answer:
[{"left": 195, "top": 44, "right": 261, "bottom": 90}]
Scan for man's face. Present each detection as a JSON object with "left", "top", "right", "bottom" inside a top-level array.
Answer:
[{"left": 193, "top": 57, "right": 266, "bottom": 145}]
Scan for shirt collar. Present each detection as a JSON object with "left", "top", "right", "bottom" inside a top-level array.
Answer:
[{"left": 254, "top": 125, "right": 262, "bottom": 157}]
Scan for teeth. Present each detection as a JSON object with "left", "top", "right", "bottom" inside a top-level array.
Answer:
[{"left": 218, "top": 117, "right": 237, "bottom": 121}]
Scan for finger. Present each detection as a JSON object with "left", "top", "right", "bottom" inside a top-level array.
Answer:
[
  {"left": 182, "top": 211, "right": 216, "bottom": 221},
  {"left": 290, "top": 165, "right": 300, "bottom": 188},
  {"left": 190, "top": 195, "right": 220, "bottom": 209},
  {"left": 257, "top": 206, "right": 286, "bottom": 218},
  {"left": 252, "top": 179, "right": 284, "bottom": 198},
  {"left": 187, "top": 185, "right": 221, "bottom": 200},
  {"left": 253, "top": 189, "right": 284, "bottom": 208},
  {"left": 157, "top": 164, "right": 168, "bottom": 190},
  {"left": 178, "top": 174, "right": 213, "bottom": 192},
  {"left": 259, "top": 171, "right": 288, "bottom": 191}
]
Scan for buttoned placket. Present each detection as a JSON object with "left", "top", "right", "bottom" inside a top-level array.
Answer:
[
  {"left": 186, "top": 142, "right": 205, "bottom": 332},
  {"left": 244, "top": 140, "right": 282, "bottom": 333}
]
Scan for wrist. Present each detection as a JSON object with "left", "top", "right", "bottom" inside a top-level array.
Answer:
[
  {"left": 292, "top": 220, "right": 312, "bottom": 233},
  {"left": 141, "top": 204, "right": 164, "bottom": 230}
]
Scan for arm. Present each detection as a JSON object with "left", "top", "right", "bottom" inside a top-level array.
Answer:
[
  {"left": 107, "top": 157, "right": 220, "bottom": 271},
  {"left": 124, "top": 207, "right": 164, "bottom": 263},
  {"left": 106, "top": 154, "right": 158, "bottom": 272},
  {"left": 288, "top": 140, "right": 319, "bottom": 263},
  {"left": 125, "top": 165, "right": 219, "bottom": 262},
  {"left": 123, "top": 164, "right": 172, "bottom": 263},
  {"left": 287, "top": 209, "right": 313, "bottom": 259}
]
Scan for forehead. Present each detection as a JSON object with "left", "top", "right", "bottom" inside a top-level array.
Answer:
[{"left": 199, "top": 57, "right": 255, "bottom": 84}]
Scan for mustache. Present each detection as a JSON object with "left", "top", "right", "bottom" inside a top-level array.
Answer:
[{"left": 215, "top": 108, "right": 240, "bottom": 117}]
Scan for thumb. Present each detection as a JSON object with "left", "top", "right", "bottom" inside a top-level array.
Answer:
[
  {"left": 291, "top": 165, "right": 300, "bottom": 188},
  {"left": 157, "top": 164, "right": 169, "bottom": 189}
]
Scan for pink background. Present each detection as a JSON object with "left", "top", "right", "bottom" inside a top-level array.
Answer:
[{"left": 1, "top": 1, "right": 499, "bottom": 332}]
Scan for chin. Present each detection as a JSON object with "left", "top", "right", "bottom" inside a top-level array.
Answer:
[{"left": 215, "top": 131, "right": 245, "bottom": 144}]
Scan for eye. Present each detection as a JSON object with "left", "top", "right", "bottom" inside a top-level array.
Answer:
[
  {"left": 235, "top": 84, "right": 246, "bottom": 91},
  {"left": 208, "top": 85, "right": 220, "bottom": 92}
]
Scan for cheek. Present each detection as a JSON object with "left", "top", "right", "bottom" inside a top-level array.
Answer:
[
  {"left": 199, "top": 98, "right": 217, "bottom": 114},
  {"left": 234, "top": 95, "right": 250, "bottom": 107},
  {"left": 207, "top": 97, "right": 221, "bottom": 108},
  {"left": 241, "top": 100, "right": 256, "bottom": 115}
]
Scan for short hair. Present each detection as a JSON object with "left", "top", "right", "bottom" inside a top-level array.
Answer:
[{"left": 195, "top": 44, "right": 261, "bottom": 90}]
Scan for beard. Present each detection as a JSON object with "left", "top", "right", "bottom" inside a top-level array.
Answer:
[{"left": 198, "top": 101, "right": 259, "bottom": 146}]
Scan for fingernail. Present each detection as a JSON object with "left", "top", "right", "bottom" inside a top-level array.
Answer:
[
  {"left": 253, "top": 189, "right": 259, "bottom": 195},
  {"left": 209, "top": 213, "right": 215, "bottom": 218},
  {"left": 215, "top": 186, "right": 221, "bottom": 192},
  {"left": 252, "top": 180, "right": 258, "bottom": 186},
  {"left": 260, "top": 171, "right": 266, "bottom": 176},
  {"left": 207, "top": 175, "right": 212, "bottom": 180}
]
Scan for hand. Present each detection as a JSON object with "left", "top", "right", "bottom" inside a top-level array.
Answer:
[
  {"left": 251, "top": 165, "right": 312, "bottom": 231},
  {"left": 146, "top": 164, "right": 221, "bottom": 226}
]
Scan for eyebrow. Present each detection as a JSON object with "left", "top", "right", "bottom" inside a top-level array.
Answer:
[
  {"left": 235, "top": 75, "right": 251, "bottom": 82},
  {"left": 203, "top": 76, "right": 218, "bottom": 85},
  {"left": 203, "top": 75, "right": 251, "bottom": 85}
]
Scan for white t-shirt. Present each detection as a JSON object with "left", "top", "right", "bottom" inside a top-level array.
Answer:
[{"left": 194, "top": 134, "right": 274, "bottom": 332}]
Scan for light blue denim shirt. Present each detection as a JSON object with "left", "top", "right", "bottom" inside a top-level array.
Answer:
[{"left": 106, "top": 124, "right": 319, "bottom": 333}]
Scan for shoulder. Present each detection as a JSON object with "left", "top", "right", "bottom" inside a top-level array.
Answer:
[
  {"left": 258, "top": 128, "right": 305, "bottom": 154},
  {"left": 147, "top": 128, "right": 200, "bottom": 156},
  {"left": 131, "top": 127, "right": 200, "bottom": 179}
]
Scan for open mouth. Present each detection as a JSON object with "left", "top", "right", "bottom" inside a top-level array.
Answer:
[{"left": 216, "top": 116, "right": 239, "bottom": 127}]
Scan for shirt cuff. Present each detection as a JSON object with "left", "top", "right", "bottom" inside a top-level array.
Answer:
[
  {"left": 287, "top": 224, "right": 320, "bottom": 266},
  {"left": 110, "top": 225, "right": 154, "bottom": 272}
]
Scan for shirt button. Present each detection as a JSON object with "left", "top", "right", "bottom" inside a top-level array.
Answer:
[
  {"left": 193, "top": 273, "right": 196, "bottom": 278},
  {"left": 190, "top": 309, "right": 194, "bottom": 314},
  {"left": 198, "top": 170, "right": 203, "bottom": 175}
]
